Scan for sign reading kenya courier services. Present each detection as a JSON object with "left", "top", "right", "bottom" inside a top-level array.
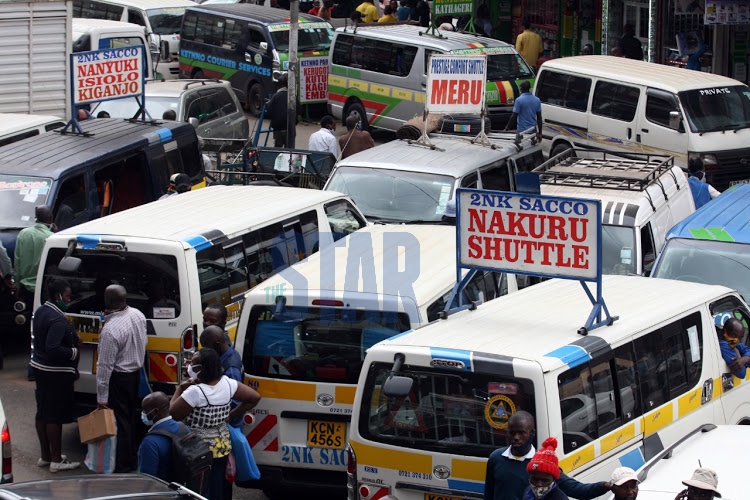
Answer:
[
  {"left": 458, "top": 189, "right": 601, "bottom": 281},
  {"left": 427, "top": 54, "right": 486, "bottom": 114},
  {"left": 72, "top": 46, "right": 145, "bottom": 105}
]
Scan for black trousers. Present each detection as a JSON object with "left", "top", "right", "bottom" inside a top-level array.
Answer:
[{"left": 108, "top": 370, "right": 140, "bottom": 472}]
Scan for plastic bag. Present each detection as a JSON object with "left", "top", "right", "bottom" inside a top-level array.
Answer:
[
  {"left": 225, "top": 452, "right": 237, "bottom": 483},
  {"left": 227, "top": 424, "right": 261, "bottom": 481},
  {"left": 85, "top": 434, "right": 117, "bottom": 474}
]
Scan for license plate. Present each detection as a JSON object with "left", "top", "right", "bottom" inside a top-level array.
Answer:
[
  {"left": 425, "top": 495, "right": 463, "bottom": 500},
  {"left": 306, "top": 420, "right": 345, "bottom": 449},
  {"left": 730, "top": 179, "right": 750, "bottom": 185}
]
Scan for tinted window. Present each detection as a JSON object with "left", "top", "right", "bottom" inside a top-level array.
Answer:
[
  {"left": 592, "top": 81, "right": 640, "bottom": 121},
  {"left": 128, "top": 8, "right": 147, "bottom": 27},
  {"left": 536, "top": 71, "right": 592, "bottom": 112},
  {"left": 182, "top": 11, "right": 198, "bottom": 40},
  {"left": 646, "top": 93, "right": 678, "bottom": 128},
  {"left": 480, "top": 163, "right": 511, "bottom": 191},
  {"left": 74, "top": 0, "right": 124, "bottom": 21},
  {"left": 332, "top": 34, "right": 416, "bottom": 77}
]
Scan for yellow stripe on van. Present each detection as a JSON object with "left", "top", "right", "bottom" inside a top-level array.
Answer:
[
  {"left": 80, "top": 333, "right": 183, "bottom": 352},
  {"left": 249, "top": 378, "right": 317, "bottom": 401},
  {"left": 643, "top": 403, "right": 673, "bottom": 436},
  {"left": 677, "top": 387, "right": 702, "bottom": 417},
  {"left": 351, "top": 80, "right": 368, "bottom": 92},
  {"left": 559, "top": 443, "right": 596, "bottom": 473},
  {"left": 414, "top": 93, "right": 426, "bottom": 104},
  {"left": 392, "top": 89, "right": 413, "bottom": 100},
  {"left": 335, "top": 385, "right": 357, "bottom": 405},
  {"left": 713, "top": 376, "right": 724, "bottom": 397},
  {"left": 370, "top": 84, "right": 390, "bottom": 97},
  {"left": 351, "top": 440, "right": 432, "bottom": 473},
  {"left": 599, "top": 422, "right": 636, "bottom": 455},
  {"left": 330, "top": 75, "right": 346, "bottom": 87},
  {"left": 451, "top": 458, "right": 485, "bottom": 482}
]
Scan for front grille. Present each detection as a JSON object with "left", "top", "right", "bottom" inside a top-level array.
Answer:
[{"left": 708, "top": 147, "right": 750, "bottom": 191}]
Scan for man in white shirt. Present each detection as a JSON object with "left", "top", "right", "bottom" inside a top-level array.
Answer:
[{"left": 308, "top": 115, "right": 339, "bottom": 156}]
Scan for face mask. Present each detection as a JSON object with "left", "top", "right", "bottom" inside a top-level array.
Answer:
[
  {"left": 532, "top": 484, "right": 553, "bottom": 499},
  {"left": 56, "top": 300, "right": 69, "bottom": 311},
  {"left": 724, "top": 333, "right": 740, "bottom": 348},
  {"left": 141, "top": 411, "right": 155, "bottom": 426},
  {"left": 187, "top": 364, "right": 200, "bottom": 380},
  {"left": 510, "top": 434, "right": 535, "bottom": 456}
]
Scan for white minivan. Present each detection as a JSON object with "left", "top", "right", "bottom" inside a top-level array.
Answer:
[
  {"left": 72, "top": 18, "right": 156, "bottom": 79},
  {"left": 535, "top": 56, "right": 750, "bottom": 191},
  {"left": 0, "top": 114, "right": 65, "bottom": 148}
]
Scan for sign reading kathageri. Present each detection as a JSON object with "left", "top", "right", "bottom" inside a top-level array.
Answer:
[
  {"left": 458, "top": 189, "right": 601, "bottom": 280},
  {"left": 427, "top": 54, "right": 486, "bottom": 114},
  {"left": 72, "top": 46, "right": 145, "bottom": 105}
]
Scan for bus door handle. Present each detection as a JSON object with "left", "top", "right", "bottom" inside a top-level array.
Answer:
[
  {"left": 701, "top": 378, "right": 714, "bottom": 404},
  {"left": 627, "top": 127, "right": 632, "bottom": 140},
  {"left": 641, "top": 128, "right": 649, "bottom": 133}
]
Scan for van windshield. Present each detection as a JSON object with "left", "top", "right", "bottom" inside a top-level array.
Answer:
[
  {"left": 602, "top": 225, "right": 636, "bottom": 275},
  {"left": 325, "top": 167, "right": 453, "bottom": 223},
  {"left": 0, "top": 175, "right": 52, "bottom": 229},
  {"left": 243, "top": 305, "right": 410, "bottom": 384},
  {"left": 42, "top": 247, "right": 182, "bottom": 319},
  {"left": 359, "top": 363, "right": 536, "bottom": 457},
  {"left": 270, "top": 26, "right": 334, "bottom": 52},
  {"left": 679, "top": 85, "right": 750, "bottom": 133},
  {"left": 651, "top": 238, "right": 750, "bottom": 302},
  {"left": 146, "top": 8, "right": 186, "bottom": 35}
]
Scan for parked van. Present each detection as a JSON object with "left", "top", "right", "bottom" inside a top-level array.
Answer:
[
  {"left": 37, "top": 186, "right": 367, "bottom": 413},
  {"left": 180, "top": 4, "right": 333, "bottom": 115},
  {"left": 234, "top": 224, "right": 536, "bottom": 494},
  {"left": 535, "top": 150, "right": 695, "bottom": 276},
  {"left": 534, "top": 56, "right": 750, "bottom": 191},
  {"left": 0, "top": 118, "right": 205, "bottom": 335},
  {"left": 328, "top": 24, "right": 534, "bottom": 132},
  {"left": 72, "top": 0, "right": 195, "bottom": 79},
  {"left": 324, "top": 132, "right": 543, "bottom": 223},
  {"left": 72, "top": 18, "right": 156, "bottom": 79},
  {"left": 0, "top": 114, "right": 65, "bottom": 148},
  {"left": 346, "top": 275, "right": 750, "bottom": 500},
  {"left": 651, "top": 183, "right": 750, "bottom": 302}
]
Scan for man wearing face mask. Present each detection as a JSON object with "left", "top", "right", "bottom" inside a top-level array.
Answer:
[
  {"left": 484, "top": 411, "right": 612, "bottom": 500},
  {"left": 137, "top": 391, "right": 179, "bottom": 481},
  {"left": 687, "top": 158, "right": 720, "bottom": 209},
  {"left": 523, "top": 437, "right": 567, "bottom": 499},
  {"left": 719, "top": 317, "right": 750, "bottom": 378},
  {"left": 308, "top": 115, "right": 339, "bottom": 156}
]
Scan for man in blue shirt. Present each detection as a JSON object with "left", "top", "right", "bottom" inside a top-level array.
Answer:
[
  {"left": 719, "top": 318, "right": 750, "bottom": 379},
  {"left": 138, "top": 391, "right": 179, "bottom": 481},
  {"left": 200, "top": 325, "right": 243, "bottom": 383},
  {"left": 505, "top": 81, "right": 542, "bottom": 142},
  {"left": 687, "top": 158, "right": 720, "bottom": 209}
]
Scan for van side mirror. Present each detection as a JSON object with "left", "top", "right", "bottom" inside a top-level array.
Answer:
[
  {"left": 189, "top": 117, "right": 199, "bottom": 128},
  {"left": 58, "top": 256, "right": 82, "bottom": 274},
  {"left": 259, "top": 41, "right": 268, "bottom": 52},
  {"left": 669, "top": 111, "right": 682, "bottom": 130},
  {"left": 159, "top": 40, "right": 169, "bottom": 61},
  {"left": 382, "top": 375, "right": 413, "bottom": 397}
]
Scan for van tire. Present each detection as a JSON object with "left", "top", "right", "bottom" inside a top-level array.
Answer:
[
  {"left": 247, "top": 83, "right": 264, "bottom": 116},
  {"left": 345, "top": 102, "right": 369, "bottom": 132},
  {"left": 550, "top": 142, "right": 574, "bottom": 158}
]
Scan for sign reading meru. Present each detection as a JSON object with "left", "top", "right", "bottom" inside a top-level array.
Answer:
[{"left": 433, "top": 0, "right": 473, "bottom": 16}]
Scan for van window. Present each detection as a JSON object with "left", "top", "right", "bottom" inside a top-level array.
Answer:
[
  {"left": 147, "top": 8, "right": 187, "bottom": 35},
  {"left": 536, "top": 70, "right": 592, "bottom": 112},
  {"left": 197, "top": 241, "right": 247, "bottom": 308},
  {"left": 270, "top": 25, "right": 334, "bottom": 52},
  {"left": 245, "top": 27, "right": 268, "bottom": 51},
  {"left": 324, "top": 199, "right": 366, "bottom": 241},
  {"left": 480, "top": 164, "right": 512, "bottom": 191},
  {"left": 0, "top": 130, "right": 39, "bottom": 148},
  {"left": 99, "top": 36, "right": 146, "bottom": 50},
  {"left": 461, "top": 172, "right": 478, "bottom": 188},
  {"left": 74, "top": 0, "right": 124, "bottom": 21},
  {"left": 640, "top": 224, "right": 656, "bottom": 273},
  {"left": 53, "top": 175, "right": 88, "bottom": 231},
  {"left": 646, "top": 93, "right": 679, "bottom": 128},
  {"left": 592, "top": 82, "right": 640, "bottom": 122},
  {"left": 559, "top": 311, "right": 703, "bottom": 453},
  {"left": 332, "top": 34, "right": 416, "bottom": 77},
  {"left": 128, "top": 8, "right": 147, "bottom": 27},
  {"left": 94, "top": 155, "right": 149, "bottom": 215},
  {"left": 359, "top": 363, "right": 537, "bottom": 457}
]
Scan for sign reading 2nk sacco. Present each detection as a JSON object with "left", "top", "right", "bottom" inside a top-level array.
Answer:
[
  {"left": 427, "top": 54, "right": 486, "bottom": 114},
  {"left": 457, "top": 189, "right": 601, "bottom": 281},
  {"left": 72, "top": 46, "right": 145, "bottom": 105}
]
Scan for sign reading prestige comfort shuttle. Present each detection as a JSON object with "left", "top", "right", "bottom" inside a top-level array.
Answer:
[
  {"left": 427, "top": 54, "right": 486, "bottom": 114},
  {"left": 452, "top": 188, "right": 617, "bottom": 333},
  {"left": 72, "top": 46, "right": 145, "bottom": 105}
]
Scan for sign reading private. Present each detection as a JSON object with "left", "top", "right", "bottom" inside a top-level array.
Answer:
[
  {"left": 299, "top": 56, "right": 328, "bottom": 103},
  {"left": 458, "top": 189, "right": 600, "bottom": 280},
  {"left": 427, "top": 54, "right": 486, "bottom": 114},
  {"left": 433, "top": 0, "right": 473, "bottom": 16},
  {"left": 72, "top": 46, "right": 144, "bottom": 105}
]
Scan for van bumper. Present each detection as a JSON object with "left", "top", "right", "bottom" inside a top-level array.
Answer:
[{"left": 236, "top": 465, "right": 346, "bottom": 495}]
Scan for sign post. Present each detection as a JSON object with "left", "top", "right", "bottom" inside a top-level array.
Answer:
[
  {"left": 449, "top": 188, "right": 618, "bottom": 334},
  {"left": 66, "top": 45, "right": 147, "bottom": 134}
]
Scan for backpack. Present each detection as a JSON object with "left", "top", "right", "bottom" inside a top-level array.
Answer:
[{"left": 151, "top": 422, "right": 212, "bottom": 495}]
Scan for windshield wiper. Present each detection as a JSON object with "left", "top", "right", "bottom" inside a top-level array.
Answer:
[{"left": 700, "top": 124, "right": 737, "bottom": 135}]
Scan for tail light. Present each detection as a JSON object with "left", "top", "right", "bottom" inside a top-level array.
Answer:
[
  {"left": 181, "top": 326, "right": 195, "bottom": 350},
  {"left": 346, "top": 443, "right": 357, "bottom": 500},
  {"left": 2, "top": 422, "right": 12, "bottom": 481}
]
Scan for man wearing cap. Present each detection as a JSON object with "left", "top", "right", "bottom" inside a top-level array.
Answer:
[
  {"left": 611, "top": 467, "right": 639, "bottom": 500},
  {"left": 159, "top": 173, "right": 191, "bottom": 199},
  {"left": 676, "top": 468, "right": 721, "bottom": 499},
  {"left": 441, "top": 199, "right": 456, "bottom": 225}
]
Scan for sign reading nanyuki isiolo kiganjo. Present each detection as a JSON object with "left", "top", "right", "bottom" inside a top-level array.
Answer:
[
  {"left": 72, "top": 46, "right": 145, "bottom": 105},
  {"left": 426, "top": 54, "right": 487, "bottom": 114}
]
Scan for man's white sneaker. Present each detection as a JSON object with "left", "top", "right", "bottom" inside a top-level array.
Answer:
[
  {"left": 37, "top": 455, "right": 66, "bottom": 467},
  {"left": 49, "top": 459, "right": 80, "bottom": 472}
]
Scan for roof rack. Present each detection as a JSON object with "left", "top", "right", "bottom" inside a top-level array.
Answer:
[{"left": 533, "top": 148, "right": 676, "bottom": 193}]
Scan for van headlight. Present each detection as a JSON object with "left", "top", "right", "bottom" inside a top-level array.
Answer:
[{"left": 688, "top": 152, "right": 718, "bottom": 169}]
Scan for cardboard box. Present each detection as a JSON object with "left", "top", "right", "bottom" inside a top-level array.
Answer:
[{"left": 78, "top": 407, "right": 116, "bottom": 444}]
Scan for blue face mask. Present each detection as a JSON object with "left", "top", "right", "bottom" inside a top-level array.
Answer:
[{"left": 141, "top": 411, "right": 155, "bottom": 426}]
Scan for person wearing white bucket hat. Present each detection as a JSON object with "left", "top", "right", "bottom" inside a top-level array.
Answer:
[
  {"left": 441, "top": 198, "right": 456, "bottom": 225},
  {"left": 675, "top": 467, "right": 721, "bottom": 499},
  {"left": 611, "top": 467, "right": 639, "bottom": 500}
]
